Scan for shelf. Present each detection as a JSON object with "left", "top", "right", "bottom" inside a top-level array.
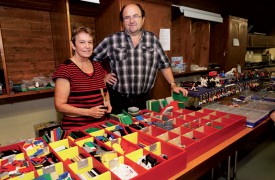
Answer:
[
  {"left": 244, "top": 63, "right": 275, "bottom": 70},
  {"left": 246, "top": 34, "right": 275, "bottom": 48},
  {"left": 173, "top": 68, "right": 221, "bottom": 78},
  {"left": 0, "top": 88, "right": 54, "bottom": 103}
]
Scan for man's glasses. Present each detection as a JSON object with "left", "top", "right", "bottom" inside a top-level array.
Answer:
[{"left": 123, "top": 14, "right": 142, "bottom": 22}]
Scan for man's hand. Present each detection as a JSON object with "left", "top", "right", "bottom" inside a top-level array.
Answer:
[
  {"left": 104, "top": 73, "right": 117, "bottom": 85},
  {"left": 172, "top": 84, "right": 188, "bottom": 97}
]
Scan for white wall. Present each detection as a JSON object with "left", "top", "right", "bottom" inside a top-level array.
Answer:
[
  {"left": 270, "top": 48, "right": 275, "bottom": 59},
  {"left": 246, "top": 48, "right": 275, "bottom": 62},
  {"left": 0, "top": 97, "right": 59, "bottom": 146}
]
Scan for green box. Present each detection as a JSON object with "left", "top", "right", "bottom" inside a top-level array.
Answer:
[{"left": 172, "top": 92, "right": 188, "bottom": 102}]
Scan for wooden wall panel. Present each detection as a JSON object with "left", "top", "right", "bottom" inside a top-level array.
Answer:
[
  {"left": 191, "top": 20, "right": 210, "bottom": 67},
  {"left": 172, "top": 15, "right": 192, "bottom": 72},
  {"left": 0, "top": 6, "right": 50, "bottom": 22},
  {"left": 70, "top": 15, "right": 96, "bottom": 44},
  {"left": 51, "top": 0, "right": 71, "bottom": 66},
  {"left": 0, "top": 31, "right": 2, "bottom": 67},
  {"left": 172, "top": 14, "right": 210, "bottom": 72},
  {"left": 0, "top": 6, "right": 55, "bottom": 84},
  {"left": 6, "top": 61, "right": 55, "bottom": 81},
  {"left": 95, "top": 0, "right": 121, "bottom": 45},
  {"left": 0, "top": 0, "right": 52, "bottom": 12},
  {"left": 2, "top": 29, "right": 52, "bottom": 38},
  {"left": 0, "top": 27, "right": 9, "bottom": 91},
  {"left": 3, "top": 37, "right": 53, "bottom": 48},
  {"left": 226, "top": 17, "right": 247, "bottom": 70},
  {"left": 1, "top": 20, "right": 51, "bottom": 31},
  {"left": 209, "top": 21, "right": 225, "bottom": 68},
  {"left": 210, "top": 16, "right": 247, "bottom": 71},
  {"left": 4, "top": 54, "right": 54, "bottom": 63},
  {"left": 141, "top": 2, "right": 171, "bottom": 39}
]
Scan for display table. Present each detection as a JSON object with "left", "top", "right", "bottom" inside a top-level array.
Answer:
[
  {"left": 169, "top": 117, "right": 271, "bottom": 180},
  {"left": 0, "top": 106, "right": 271, "bottom": 180}
]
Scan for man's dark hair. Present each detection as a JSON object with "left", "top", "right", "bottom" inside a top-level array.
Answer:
[{"left": 119, "top": 3, "right": 145, "bottom": 22}]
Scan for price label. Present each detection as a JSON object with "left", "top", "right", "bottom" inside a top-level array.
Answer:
[
  {"left": 43, "top": 164, "right": 56, "bottom": 174},
  {"left": 149, "top": 143, "right": 157, "bottom": 152},
  {"left": 78, "top": 158, "right": 88, "bottom": 169}
]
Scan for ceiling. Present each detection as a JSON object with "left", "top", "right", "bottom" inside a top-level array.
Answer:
[
  {"left": 169, "top": 0, "right": 275, "bottom": 35},
  {"left": 0, "top": 0, "right": 274, "bottom": 35},
  {"left": 69, "top": 0, "right": 275, "bottom": 35}
]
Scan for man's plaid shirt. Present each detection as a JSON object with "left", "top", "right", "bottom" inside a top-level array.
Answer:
[{"left": 92, "top": 30, "right": 170, "bottom": 95}]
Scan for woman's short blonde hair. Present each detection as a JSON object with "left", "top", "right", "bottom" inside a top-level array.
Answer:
[{"left": 71, "top": 26, "right": 93, "bottom": 46}]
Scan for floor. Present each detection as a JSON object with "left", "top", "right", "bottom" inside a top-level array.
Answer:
[
  {"left": 200, "top": 122, "right": 275, "bottom": 180},
  {"left": 236, "top": 123, "right": 275, "bottom": 180}
]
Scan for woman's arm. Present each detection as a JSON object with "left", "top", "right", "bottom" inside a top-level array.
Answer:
[{"left": 54, "top": 78, "right": 106, "bottom": 118}]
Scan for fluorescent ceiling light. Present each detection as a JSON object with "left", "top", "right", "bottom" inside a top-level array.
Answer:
[
  {"left": 173, "top": 5, "right": 223, "bottom": 23},
  {"left": 80, "top": 0, "right": 100, "bottom": 3}
]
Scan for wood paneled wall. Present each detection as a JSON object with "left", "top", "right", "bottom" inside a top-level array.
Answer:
[
  {"left": 172, "top": 13, "right": 210, "bottom": 72},
  {"left": 210, "top": 16, "right": 247, "bottom": 71},
  {"left": 172, "top": 15, "right": 192, "bottom": 71},
  {"left": 0, "top": 6, "right": 55, "bottom": 84},
  {"left": 0, "top": 5, "right": 98, "bottom": 85},
  {"left": 70, "top": 15, "right": 96, "bottom": 44},
  {"left": 95, "top": 0, "right": 121, "bottom": 45},
  {"left": 51, "top": 0, "right": 71, "bottom": 66},
  {"left": 227, "top": 17, "right": 247, "bottom": 70},
  {"left": 191, "top": 20, "right": 210, "bottom": 67}
]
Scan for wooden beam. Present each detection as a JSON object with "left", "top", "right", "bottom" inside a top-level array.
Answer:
[
  {"left": 0, "top": 25, "right": 10, "bottom": 95},
  {"left": 0, "top": 0, "right": 53, "bottom": 11},
  {"left": 51, "top": 0, "right": 71, "bottom": 66}
]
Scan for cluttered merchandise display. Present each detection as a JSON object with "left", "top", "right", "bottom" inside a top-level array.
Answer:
[{"left": 0, "top": 91, "right": 249, "bottom": 180}]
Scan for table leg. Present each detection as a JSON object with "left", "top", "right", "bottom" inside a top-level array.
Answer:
[
  {"left": 233, "top": 150, "right": 238, "bottom": 180},
  {"left": 211, "top": 168, "right": 214, "bottom": 180},
  {"left": 227, "top": 155, "right": 231, "bottom": 180}
]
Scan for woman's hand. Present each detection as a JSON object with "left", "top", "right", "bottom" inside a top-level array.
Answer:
[
  {"left": 88, "top": 105, "right": 108, "bottom": 118},
  {"left": 104, "top": 100, "right": 112, "bottom": 113}
]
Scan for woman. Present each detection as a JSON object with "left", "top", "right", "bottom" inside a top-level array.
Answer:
[{"left": 52, "top": 26, "right": 111, "bottom": 130}]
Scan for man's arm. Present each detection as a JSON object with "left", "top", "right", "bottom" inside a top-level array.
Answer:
[
  {"left": 92, "top": 37, "right": 118, "bottom": 85},
  {"left": 160, "top": 67, "right": 188, "bottom": 96},
  {"left": 92, "top": 37, "right": 109, "bottom": 62}
]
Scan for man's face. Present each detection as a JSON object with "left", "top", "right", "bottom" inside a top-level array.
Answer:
[{"left": 122, "top": 4, "right": 145, "bottom": 36}]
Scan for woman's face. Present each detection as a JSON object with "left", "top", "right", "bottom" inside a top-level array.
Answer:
[{"left": 72, "top": 32, "right": 93, "bottom": 58}]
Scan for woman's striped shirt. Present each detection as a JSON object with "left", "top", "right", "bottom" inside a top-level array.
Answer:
[{"left": 52, "top": 59, "right": 107, "bottom": 130}]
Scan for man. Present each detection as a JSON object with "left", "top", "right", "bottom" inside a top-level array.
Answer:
[{"left": 92, "top": 3, "right": 188, "bottom": 114}]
